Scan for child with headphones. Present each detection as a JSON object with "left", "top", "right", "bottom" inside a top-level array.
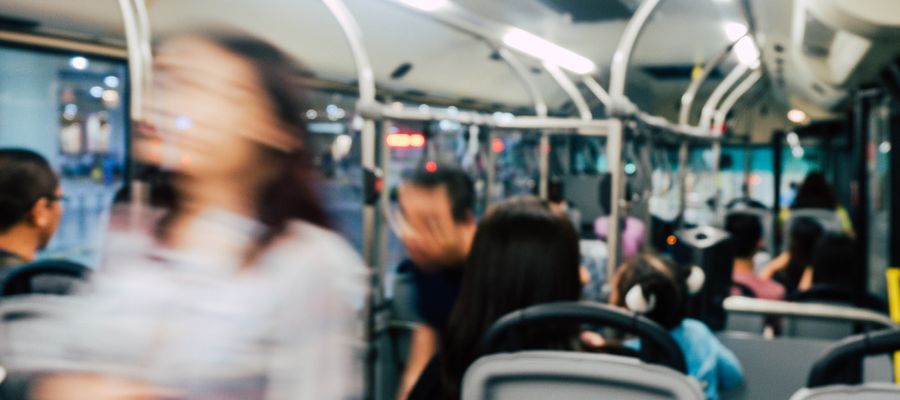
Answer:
[{"left": 611, "top": 252, "right": 744, "bottom": 400}]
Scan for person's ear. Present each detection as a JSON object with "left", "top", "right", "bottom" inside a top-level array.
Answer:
[{"left": 28, "top": 197, "right": 52, "bottom": 228}]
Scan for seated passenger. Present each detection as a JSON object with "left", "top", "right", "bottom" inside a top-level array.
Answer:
[
  {"left": 793, "top": 233, "right": 884, "bottom": 311},
  {"left": 394, "top": 167, "right": 477, "bottom": 399},
  {"left": 780, "top": 172, "right": 854, "bottom": 236},
  {"left": 611, "top": 253, "right": 744, "bottom": 400},
  {"left": 0, "top": 149, "right": 64, "bottom": 274},
  {"left": 760, "top": 216, "right": 823, "bottom": 296},
  {"left": 724, "top": 213, "right": 785, "bottom": 300},
  {"left": 408, "top": 196, "right": 581, "bottom": 400}
]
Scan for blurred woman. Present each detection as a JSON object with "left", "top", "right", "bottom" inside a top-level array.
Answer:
[
  {"left": 408, "top": 196, "right": 582, "bottom": 400},
  {"left": 12, "top": 30, "right": 366, "bottom": 399},
  {"left": 792, "top": 233, "right": 884, "bottom": 311},
  {"left": 782, "top": 172, "right": 854, "bottom": 235}
]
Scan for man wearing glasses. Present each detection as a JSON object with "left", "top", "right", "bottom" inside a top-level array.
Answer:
[{"left": 0, "top": 148, "right": 65, "bottom": 274}]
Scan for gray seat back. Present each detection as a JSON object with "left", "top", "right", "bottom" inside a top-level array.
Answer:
[
  {"left": 723, "top": 296, "right": 896, "bottom": 340},
  {"left": 461, "top": 351, "right": 704, "bottom": 400},
  {"left": 718, "top": 332, "right": 833, "bottom": 400},
  {"left": 790, "top": 384, "right": 900, "bottom": 399}
]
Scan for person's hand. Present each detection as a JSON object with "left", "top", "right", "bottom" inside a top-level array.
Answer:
[
  {"left": 397, "top": 184, "right": 469, "bottom": 270},
  {"left": 580, "top": 331, "right": 607, "bottom": 350},
  {"left": 31, "top": 373, "right": 176, "bottom": 400}
]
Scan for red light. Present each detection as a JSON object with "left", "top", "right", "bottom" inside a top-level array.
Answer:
[
  {"left": 409, "top": 134, "right": 426, "bottom": 148},
  {"left": 748, "top": 174, "right": 762, "bottom": 186},
  {"left": 425, "top": 161, "right": 438, "bottom": 173},
  {"left": 491, "top": 138, "right": 505, "bottom": 153},
  {"left": 666, "top": 235, "right": 677, "bottom": 246}
]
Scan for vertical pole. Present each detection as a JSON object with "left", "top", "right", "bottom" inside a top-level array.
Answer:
[
  {"left": 486, "top": 129, "right": 497, "bottom": 208},
  {"left": 606, "top": 119, "right": 624, "bottom": 283},
  {"left": 887, "top": 103, "right": 900, "bottom": 383},
  {"left": 711, "top": 141, "right": 722, "bottom": 224},
  {"left": 539, "top": 133, "right": 550, "bottom": 199},
  {"left": 379, "top": 119, "right": 393, "bottom": 279},
  {"left": 677, "top": 141, "right": 689, "bottom": 227},
  {"left": 772, "top": 130, "right": 784, "bottom": 250}
]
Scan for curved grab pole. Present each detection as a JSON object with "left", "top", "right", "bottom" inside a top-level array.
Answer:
[
  {"left": 496, "top": 48, "right": 549, "bottom": 118},
  {"left": 678, "top": 33, "right": 748, "bottom": 126},
  {"left": 608, "top": 0, "right": 662, "bottom": 113},
  {"left": 699, "top": 63, "right": 751, "bottom": 131},
  {"left": 713, "top": 69, "right": 762, "bottom": 133},
  {"left": 709, "top": 69, "right": 762, "bottom": 219},
  {"left": 582, "top": 76, "right": 612, "bottom": 110},
  {"left": 543, "top": 62, "right": 592, "bottom": 121},
  {"left": 116, "top": 0, "right": 151, "bottom": 121}
]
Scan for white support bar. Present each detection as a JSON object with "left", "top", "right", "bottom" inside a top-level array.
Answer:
[
  {"left": 608, "top": 0, "right": 662, "bottom": 109},
  {"left": 322, "top": 0, "right": 377, "bottom": 105},
  {"left": 496, "top": 47, "right": 549, "bottom": 117},
  {"left": 724, "top": 296, "right": 897, "bottom": 328},
  {"left": 582, "top": 75, "right": 612, "bottom": 110},
  {"left": 543, "top": 62, "right": 592, "bottom": 121},
  {"left": 678, "top": 34, "right": 747, "bottom": 126},
  {"left": 699, "top": 63, "right": 750, "bottom": 131},
  {"left": 713, "top": 69, "right": 762, "bottom": 132},
  {"left": 116, "top": 0, "right": 151, "bottom": 121}
]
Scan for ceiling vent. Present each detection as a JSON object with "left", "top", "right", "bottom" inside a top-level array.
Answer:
[{"left": 538, "top": 0, "right": 633, "bottom": 23}]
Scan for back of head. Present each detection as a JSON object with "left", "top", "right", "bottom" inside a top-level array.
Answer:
[
  {"left": 441, "top": 196, "right": 580, "bottom": 398},
  {"left": 406, "top": 167, "right": 475, "bottom": 223},
  {"left": 725, "top": 213, "right": 762, "bottom": 259},
  {"left": 614, "top": 253, "right": 688, "bottom": 330},
  {"left": 810, "top": 233, "right": 855, "bottom": 287},
  {"left": 791, "top": 172, "right": 837, "bottom": 210},
  {"left": 0, "top": 149, "right": 58, "bottom": 233}
]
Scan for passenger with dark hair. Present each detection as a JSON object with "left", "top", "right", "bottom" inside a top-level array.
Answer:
[
  {"left": 725, "top": 213, "right": 785, "bottom": 300},
  {"left": 0, "top": 149, "right": 64, "bottom": 273},
  {"left": 395, "top": 166, "right": 478, "bottom": 399},
  {"left": 611, "top": 253, "right": 743, "bottom": 400},
  {"left": 408, "top": 196, "right": 582, "bottom": 400},
  {"left": 761, "top": 216, "right": 824, "bottom": 295},
  {"left": 781, "top": 172, "right": 854, "bottom": 235},
  {"left": 17, "top": 30, "right": 366, "bottom": 399}
]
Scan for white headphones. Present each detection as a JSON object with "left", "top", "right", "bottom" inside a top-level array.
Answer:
[{"left": 624, "top": 265, "right": 706, "bottom": 314}]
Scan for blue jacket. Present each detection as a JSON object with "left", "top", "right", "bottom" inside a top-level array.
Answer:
[{"left": 629, "top": 319, "right": 744, "bottom": 399}]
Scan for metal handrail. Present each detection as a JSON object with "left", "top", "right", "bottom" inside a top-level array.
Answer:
[
  {"left": 678, "top": 33, "right": 748, "bottom": 126},
  {"left": 699, "top": 63, "right": 751, "bottom": 130},
  {"left": 608, "top": 0, "right": 662, "bottom": 113},
  {"left": 723, "top": 296, "right": 897, "bottom": 328},
  {"left": 496, "top": 47, "right": 549, "bottom": 118}
]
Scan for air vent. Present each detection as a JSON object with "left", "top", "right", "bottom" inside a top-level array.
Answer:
[
  {"left": 802, "top": 11, "right": 835, "bottom": 58},
  {"left": 538, "top": 0, "right": 633, "bottom": 22},
  {"left": 404, "top": 89, "right": 427, "bottom": 97},
  {"left": 0, "top": 14, "right": 39, "bottom": 31},
  {"left": 642, "top": 65, "right": 724, "bottom": 81},
  {"left": 391, "top": 62, "right": 413, "bottom": 79}
]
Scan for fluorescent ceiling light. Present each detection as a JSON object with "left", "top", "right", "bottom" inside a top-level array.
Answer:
[
  {"left": 734, "top": 36, "right": 760, "bottom": 66},
  {"left": 787, "top": 109, "right": 808, "bottom": 124},
  {"left": 724, "top": 22, "right": 747, "bottom": 41},
  {"left": 503, "top": 28, "right": 596, "bottom": 75},
  {"left": 396, "top": 0, "right": 448, "bottom": 11}
]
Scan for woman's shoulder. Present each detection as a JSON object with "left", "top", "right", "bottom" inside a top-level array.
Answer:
[{"left": 264, "top": 221, "right": 368, "bottom": 278}]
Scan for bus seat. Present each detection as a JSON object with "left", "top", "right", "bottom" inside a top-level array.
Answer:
[
  {"left": 0, "top": 259, "right": 90, "bottom": 298},
  {"left": 717, "top": 331, "right": 833, "bottom": 400},
  {"left": 723, "top": 296, "right": 896, "bottom": 340},
  {"left": 783, "top": 209, "right": 844, "bottom": 247},
  {"left": 461, "top": 351, "right": 704, "bottom": 400},
  {"left": 790, "top": 329, "right": 900, "bottom": 399},
  {"left": 790, "top": 384, "right": 900, "bottom": 400}
]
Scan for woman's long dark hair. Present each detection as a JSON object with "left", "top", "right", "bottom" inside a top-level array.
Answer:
[
  {"left": 777, "top": 217, "right": 823, "bottom": 292},
  {"left": 155, "top": 31, "right": 329, "bottom": 263},
  {"left": 440, "top": 196, "right": 581, "bottom": 400},
  {"left": 791, "top": 172, "right": 838, "bottom": 210}
]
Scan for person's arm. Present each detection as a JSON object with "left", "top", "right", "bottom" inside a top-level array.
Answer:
[
  {"left": 397, "top": 325, "right": 438, "bottom": 400},
  {"left": 759, "top": 252, "right": 790, "bottom": 280},
  {"left": 798, "top": 266, "right": 813, "bottom": 292},
  {"left": 715, "top": 341, "right": 745, "bottom": 392}
]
